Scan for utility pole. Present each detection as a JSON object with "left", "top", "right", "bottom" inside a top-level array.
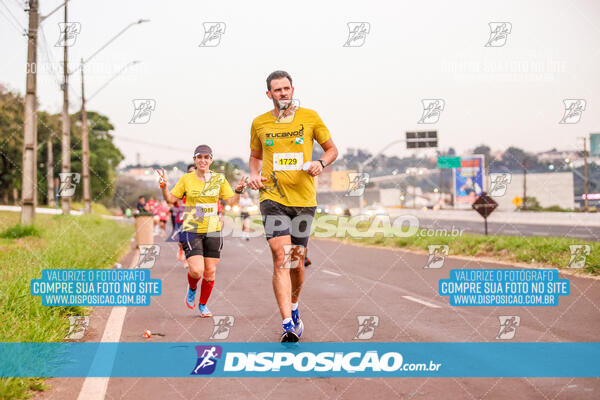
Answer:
[
  {"left": 439, "top": 169, "right": 443, "bottom": 206},
  {"left": 522, "top": 158, "right": 527, "bottom": 211},
  {"left": 583, "top": 137, "right": 589, "bottom": 212},
  {"left": 35, "top": 1, "right": 69, "bottom": 210},
  {"left": 47, "top": 136, "right": 55, "bottom": 206},
  {"left": 60, "top": 2, "right": 71, "bottom": 215},
  {"left": 80, "top": 59, "right": 91, "bottom": 213},
  {"left": 21, "top": 0, "right": 39, "bottom": 225},
  {"left": 33, "top": 98, "right": 38, "bottom": 209},
  {"left": 412, "top": 172, "right": 416, "bottom": 209}
]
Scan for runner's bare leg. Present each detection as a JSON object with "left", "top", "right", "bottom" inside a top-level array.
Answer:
[
  {"left": 268, "top": 235, "right": 294, "bottom": 319},
  {"left": 290, "top": 255, "right": 304, "bottom": 303},
  {"left": 187, "top": 255, "right": 205, "bottom": 279},
  {"left": 202, "top": 257, "right": 219, "bottom": 281}
]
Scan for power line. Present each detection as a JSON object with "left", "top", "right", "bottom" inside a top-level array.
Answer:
[
  {"left": 0, "top": 6, "right": 24, "bottom": 35},
  {"left": 37, "top": 22, "right": 80, "bottom": 110},
  {"left": 0, "top": 0, "right": 25, "bottom": 31},
  {"left": 111, "top": 135, "right": 190, "bottom": 153},
  {"left": 38, "top": 24, "right": 63, "bottom": 87}
]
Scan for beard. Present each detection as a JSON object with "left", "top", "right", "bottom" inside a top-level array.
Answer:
[{"left": 277, "top": 98, "right": 292, "bottom": 110}]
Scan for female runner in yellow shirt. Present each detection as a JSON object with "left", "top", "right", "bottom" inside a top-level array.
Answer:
[{"left": 157, "top": 145, "right": 247, "bottom": 317}]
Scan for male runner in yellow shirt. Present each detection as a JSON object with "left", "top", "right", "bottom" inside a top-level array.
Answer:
[{"left": 247, "top": 71, "right": 339, "bottom": 342}]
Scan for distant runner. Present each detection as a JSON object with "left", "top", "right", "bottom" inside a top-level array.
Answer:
[
  {"left": 157, "top": 200, "right": 170, "bottom": 235},
  {"left": 238, "top": 192, "right": 253, "bottom": 241}
]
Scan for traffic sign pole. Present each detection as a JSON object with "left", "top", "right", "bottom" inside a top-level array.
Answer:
[{"left": 472, "top": 192, "right": 498, "bottom": 236}]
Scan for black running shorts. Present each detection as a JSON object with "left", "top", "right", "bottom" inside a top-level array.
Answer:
[
  {"left": 179, "top": 231, "right": 223, "bottom": 259},
  {"left": 259, "top": 199, "right": 316, "bottom": 247}
]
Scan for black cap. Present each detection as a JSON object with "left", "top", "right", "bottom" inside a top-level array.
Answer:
[{"left": 194, "top": 145, "right": 213, "bottom": 158}]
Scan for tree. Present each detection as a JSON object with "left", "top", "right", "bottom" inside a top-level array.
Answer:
[
  {"left": 493, "top": 147, "right": 543, "bottom": 172},
  {"left": 473, "top": 145, "right": 491, "bottom": 170},
  {"left": 36, "top": 111, "right": 62, "bottom": 204},
  {"left": 228, "top": 157, "right": 248, "bottom": 172},
  {"left": 0, "top": 89, "right": 24, "bottom": 204},
  {"left": 210, "top": 159, "right": 241, "bottom": 183},
  {"left": 70, "top": 111, "right": 124, "bottom": 202},
  {"left": 0, "top": 85, "right": 125, "bottom": 206},
  {"left": 111, "top": 175, "right": 158, "bottom": 211}
]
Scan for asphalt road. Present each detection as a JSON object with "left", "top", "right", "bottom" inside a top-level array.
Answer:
[
  {"left": 38, "top": 230, "right": 600, "bottom": 400},
  {"left": 415, "top": 217, "right": 600, "bottom": 241}
]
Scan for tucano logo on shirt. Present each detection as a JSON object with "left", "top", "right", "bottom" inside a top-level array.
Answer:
[{"left": 265, "top": 124, "right": 304, "bottom": 139}]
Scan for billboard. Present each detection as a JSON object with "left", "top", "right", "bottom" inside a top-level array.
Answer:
[
  {"left": 453, "top": 155, "right": 485, "bottom": 208},
  {"left": 590, "top": 133, "right": 600, "bottom": 156}
]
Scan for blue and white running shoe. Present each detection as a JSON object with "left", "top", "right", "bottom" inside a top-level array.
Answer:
[
  {"left": 198, "top": 304, "right": 213, "bottom": 318},
  {"left": 185, "top": 286, "right": 196, "bottom": 309},
  {"left": 291, "top": 309, "right": 304, "bottom": 337}
]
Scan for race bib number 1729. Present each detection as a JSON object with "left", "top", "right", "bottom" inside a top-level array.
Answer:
[{"left": 273, "top": 152, "right": 303, "bottom": 171}]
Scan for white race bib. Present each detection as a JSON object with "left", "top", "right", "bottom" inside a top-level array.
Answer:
[
  {"left": 195, "top": 202, "right": 218, "bottom": 217},
  {"left": 273, "top": 152, "right": 303, "bottom": 171}
]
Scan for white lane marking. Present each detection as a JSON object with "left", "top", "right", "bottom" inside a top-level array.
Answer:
[
  {"left": 76, "top": 307, "right": 127, "bottom": 400},
  {"left": 77, "top": 250, "right": 138, "bottom": 400},
  {"left": 402, "top": 295, "right": 442, "bottom": 309},
  {"left": 322, "top": 269, "right": 342, "bottom": 277},
  {"left": 531, "top": 231, "right": 548, "bottom": 236}
]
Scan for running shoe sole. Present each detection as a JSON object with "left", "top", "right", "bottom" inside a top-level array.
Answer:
[{"left": 199, "top": 310, "right": 213, "bottom": 318}]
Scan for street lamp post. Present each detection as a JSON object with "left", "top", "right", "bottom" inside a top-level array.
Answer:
[
  {"left": 583, "top": 137, "right": 589, "bottom": 212},
  {"left": 76, "top": 20, "right": 148, "bottom": 213},
  {"left": 80, "top": 59, "right": 91, "bottom": 213},
  {"left": 20, "top": 0, "right": 39, "bottom": 225},
  {"left": 60, "top": 2, "right": 70, "bottom": 215}
]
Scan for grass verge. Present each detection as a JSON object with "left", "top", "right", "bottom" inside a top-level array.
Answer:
[
  {"left": 68, "top": 202, "right": 112, "bottom": 216},
  {"left": 312, "top": 214, "right": 600, "bottom": 275},
  {"left": 0, "top": 211, "right": 134, "bottom": 399}
]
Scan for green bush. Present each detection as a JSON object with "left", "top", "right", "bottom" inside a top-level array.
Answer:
[{"left": 0, "top": 224, "right": 40, "bottom": 239}]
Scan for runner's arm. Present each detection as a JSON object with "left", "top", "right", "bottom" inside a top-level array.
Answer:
[
  {"left": 319, "top": 139, "right": 339, "bottom": 166},
  {"left": 249, "top": 149, "right": 267, "bottom": 190},
  {"left": 306, "top": 139, "right": 339, "bottom": 176},
  {"left": 222, "top": 176, "right": 246, "bottom": 206},
  {"left": 156, "top": 169, "right": 182, "bottom": 204},
  {"left": 225, "top": 175, "right": 248, "bottom": 206},
  {"left": 161, "top": 185, "right": 179, "bottom": 204}
]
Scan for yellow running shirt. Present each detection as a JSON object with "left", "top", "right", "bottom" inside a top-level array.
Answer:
[
  {"left": 170, "top": 171, "right": 234, "bottom": 233},
  {"left": 250, "top": 107, "right": 331, "bottom": 207}
]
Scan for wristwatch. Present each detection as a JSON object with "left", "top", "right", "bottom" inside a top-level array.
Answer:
[
  {"left": 318, "top": 159, "right": 326, "bottom": 168},
  {"left": 235, "top": 188, "right": 244, "bottom": 194}
]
